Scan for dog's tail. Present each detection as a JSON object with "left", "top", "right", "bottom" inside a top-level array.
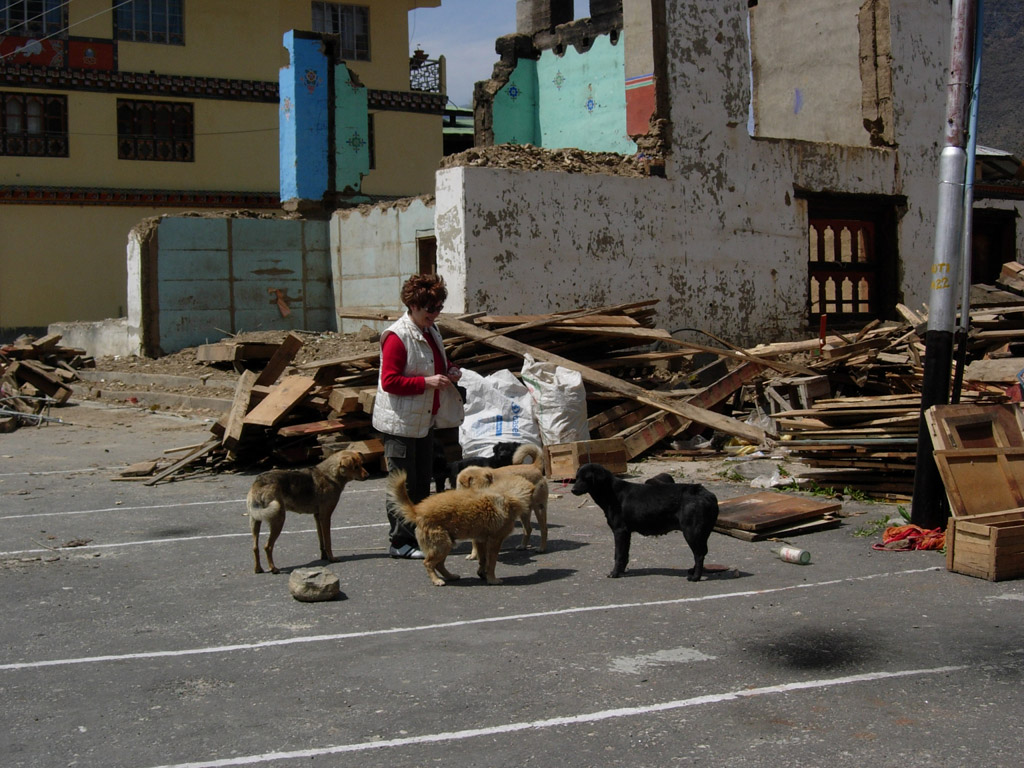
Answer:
[
  {"left": 385, "top": 470, "right": 421, "bottom": 525},
  {"left": 512, "top": 442, "right": 543, "bottom": 467},
  {"left": 246, "top": 493, "right": 281, "bottom": 523}
]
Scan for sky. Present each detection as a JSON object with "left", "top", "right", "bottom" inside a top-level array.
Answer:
[{"left": 408, "top": 0, "right": 590, "bottom": 109}]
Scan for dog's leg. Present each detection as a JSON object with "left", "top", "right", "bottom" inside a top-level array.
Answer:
[
  {"left": 477, "top": 536, "right": 503, "bottom": 585},
  {"left": 535, "top": 488, "right": 549, "bottom": 553},
  {"left": 516, "top": 509, "right": 533, "bottom": 550},
  {"left": 264, "top": 514, "right": 285, "bottom": 574},
  {"left": 250, "top": 518, "right": 264, "bottom": 574},
  {"left": 683, "top": 532, "right": 709, "bottom": 582},
  {"left": 421, "top": 531, "right": 459, "bottom": 585},
  {"left": 609, "top": 528, "right": 632, "bottom": 578},
  {"left": 466, "top": 540, "right": 480, "bottom": 560},
  {"left": 314, "top": 509, "right": 339, "bottom": 562}
]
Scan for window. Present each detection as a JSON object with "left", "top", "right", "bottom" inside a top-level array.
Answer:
[
  {"left": 114, "top": 0, "right": 184, "bottom": 45},
  {"left": 117, "top": 99, "right": 193, "bottom": 162},
  {"left": 1, "top": 92, "right": 68, "bottom": 157},
  {"left": 1, "top": 1, "right": 67, "bottom": 37},
  {"left": 311, "top": 3, "right": 369, "bottom": 60}
]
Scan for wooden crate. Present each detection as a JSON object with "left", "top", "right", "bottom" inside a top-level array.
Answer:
[
  {"left": 946, "top": 508, "right": 1024, "bottom": 581},
  {"left": 545, "top": 437, "right": 628, "bottom": 480}
]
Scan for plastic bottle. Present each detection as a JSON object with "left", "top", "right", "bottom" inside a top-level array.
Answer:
[{"left": 774, "top": 546, "right": 811, "bottom": 564}]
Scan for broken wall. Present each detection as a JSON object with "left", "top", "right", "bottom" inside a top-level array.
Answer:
[
  {"left": 331, "top": 197, "right": 436, "bottom": 333},
  {"left": 128, "top": 214, "right": 332, "bottom": 355},
  {"left": 437, "top": 0, "right": 981, "bottom": 345}
]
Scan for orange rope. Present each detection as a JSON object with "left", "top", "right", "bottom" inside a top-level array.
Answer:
[{"left": 872, "top": 524, "right": 945, "bottom": 551}]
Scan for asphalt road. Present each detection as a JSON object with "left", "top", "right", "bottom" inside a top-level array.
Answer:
[{"left": 1, "top": 401, "right": 1021, "bottom": 768}]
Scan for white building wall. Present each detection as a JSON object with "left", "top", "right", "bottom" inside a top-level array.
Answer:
[
  {"left": 434, "top": 0, "right": 985, "bottom": 345},
  {"left": 331, "top": 198, "right": 436, "bottom": 333}
]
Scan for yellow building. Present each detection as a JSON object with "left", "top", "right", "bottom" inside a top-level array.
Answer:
[{"left": 0, "top": 0, "right": 442, "bottom": 338}]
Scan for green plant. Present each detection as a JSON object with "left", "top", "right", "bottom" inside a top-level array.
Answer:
[
  {"left": 897, "top": 505, "right": 911, "bottom": 522},
  {"left": 853, "top": 517, "right": 890, "bottom": 538},
  {"left": 717, "top": 468, "right": 745, "bottom": 483},
  {"left": 843, "top": 486, "right": 873, "bottom": 503},
  {"left": 776, "top": 463, "right": 791, "bottom": 478}
]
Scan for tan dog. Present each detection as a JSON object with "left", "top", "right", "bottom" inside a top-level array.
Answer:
[
  {"left": 386, "top": 470, "right": 533, "bottom": 586},
  {"left": 458, "top": 463, "right": 549, "bottom": 553},
  {"left": 247, "top": 450, "right": 368, "bottom": 574}
]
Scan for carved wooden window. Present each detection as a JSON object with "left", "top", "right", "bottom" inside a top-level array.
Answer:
[
  {"left": 117, "top": 99, "right": 193, "bottom": 162},
  {"left": 1, "top": 92, "right": 68, "bottom": 157},
  {"left": 808, "top": 218, "right": 876, "bottom": 321}
]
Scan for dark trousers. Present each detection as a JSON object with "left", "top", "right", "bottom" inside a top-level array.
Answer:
[{"left": 383, "top": 431, "right": 435, "bottom": 548}]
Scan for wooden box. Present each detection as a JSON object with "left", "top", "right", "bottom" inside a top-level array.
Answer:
[
  {"left": 946, "top": 508, "right": 1024, "bottom": 581},
  {"left": 545, "top": 437, "right": 628, "bottom": 480}
]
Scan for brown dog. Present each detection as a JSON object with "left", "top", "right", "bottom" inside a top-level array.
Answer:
[
  {"left": 386, "top": 470, "right": 533, "bottom": 586},
  {"left": 458, "top": 463, "right": 549, "bottom": 553},
  {"left": 247, "top": 450, "right": 368, "bottom": 574}
]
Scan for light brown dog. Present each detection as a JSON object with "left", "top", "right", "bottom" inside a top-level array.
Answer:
[
  {"left": 458, "top": 463, "right": 549, "bottom": 553},
  {"left": 247, "top": 449, "right": 368, "bottom": 574},
  {"left": 386, "top": 469, "right": 533, "bottom": 586}
]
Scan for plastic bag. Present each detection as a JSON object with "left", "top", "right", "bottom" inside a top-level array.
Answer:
[
  {"left": 520, "top": 354, "right": 589, "bottom": 446},
  {"left": 457, "top": 368, "right": 542, "bottom": 458}
]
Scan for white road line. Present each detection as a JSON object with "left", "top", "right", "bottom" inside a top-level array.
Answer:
[
  {"left": 0, "top": 568, "right": 941, "bottom": 672},
  {"left": 0, "top": 486, "right": 381, "bottom": 521},
  {"left": 0, "top": 466, "right": 126, "bottom": 477},
  {"left": 142, "top": 663, "right": 966, "bottom": 768},
  {"left": 0, "top": 522, "right": 388, "bottom": 557}
]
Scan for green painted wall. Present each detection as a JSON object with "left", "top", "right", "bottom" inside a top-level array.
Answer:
[{"left": 493, "top": 35, "right": 636, "bottom": 154}]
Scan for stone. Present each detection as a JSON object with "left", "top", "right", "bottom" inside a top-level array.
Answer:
[{"left": 288, "top": 567, "right": 341, "bottom": 602}]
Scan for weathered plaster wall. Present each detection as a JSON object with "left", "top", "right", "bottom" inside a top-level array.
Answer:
[
  {"left": 493, "top": 34, "right": 636, "bottom": 154},
  {"left": 748, "top": 0, "right": 869, "bottom": 146},
  {"left": 331, "top": 198, "right": 436, "bottom": 333},
  {"left": 437, "top": 0, "right": 983, "bottom": 346},
  {"left": 128, "top": 215, "right": 332, "bottom": 354}
]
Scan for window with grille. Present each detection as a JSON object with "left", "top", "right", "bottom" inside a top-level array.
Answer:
[
  {"left": 1, "top": 92, "right": 68, "bottom": 157},
  {"left": 808, "top": 218, "right": 877, "bottom": 321},
  {"left": 117, "top": 99, "right": 193, "bottom": 162},
  {"left": 1, "top": 1, "right": 67, "bottom": 38},
  {"left": 114, "top": 0, "right": 184, "bottom": 45},
  {"left": 311, "top": 3, "right": 369, "bottom": 60}
]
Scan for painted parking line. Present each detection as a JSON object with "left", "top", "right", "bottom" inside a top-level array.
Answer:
[
  {"left": 0, "top": 465, "right": 127, "bottom": 477},
  {"left": 0, "top": 485, "right": 381, "bottom": 521},
  {"left": 142, "top": 663, "right": 967, "bottom": 768},
  {"left": 0, "top": 522, "right": 388, "bottom": 558},
  {"left": 0, "top": 568, "right": 941, "bottom": 672}
]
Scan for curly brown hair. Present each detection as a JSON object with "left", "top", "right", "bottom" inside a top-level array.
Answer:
[{"left": 400, "top": 273, "right": 447, "bottom": 310}]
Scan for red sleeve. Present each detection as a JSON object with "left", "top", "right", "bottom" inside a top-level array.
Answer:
[{"left": 380, "top": 334, "right": 426, "bottom": 396}]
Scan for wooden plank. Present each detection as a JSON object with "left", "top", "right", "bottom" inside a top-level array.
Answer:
[
  {"left": 618, "top": 411, "right": 687, "bottom": 459},
  {"left": 328, "top": 386, "right": 369, "bottom": 414},
  {"left": 253, "top": 332, "right": 305, "bottom": 387},
  {"left": 436, "top": 316, "right": 766, "bottom": 444},
  {"left": 30, "top": 333, "right": 63, "bottom": 351},
  {"left": 144, "top": 438, "right": 220, "bottom": 486},
  {"left": 8, "top": 360, "right": 73, "bottom": 403},
  {"left": 196, "top": 341, "right": 281, "bottom": 362},
  {"left": 715, "top": 492, "right": 842, "bottom": 532},
  {"left": 925, "top": 404, "right": 1024, "bottom": 451},
  {"left": 716, "top": 514, "right": 843, "bottom": 541},
  {"left": 243, "top": 375, "right": 315, "bottom": 427},
  {"left": 276, "top": 417, "right": 370, "bottom": 438},
  {"left": 220, "top": 369, "right": 258, "bottom": 450}
]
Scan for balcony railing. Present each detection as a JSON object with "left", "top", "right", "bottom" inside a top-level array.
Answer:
[{"left": 410, "top": 53, "right": 442, "bottom": 94}]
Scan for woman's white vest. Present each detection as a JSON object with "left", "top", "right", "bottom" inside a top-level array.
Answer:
[{"left": 372, "top": 312, "right": 448, "bottom": 438}]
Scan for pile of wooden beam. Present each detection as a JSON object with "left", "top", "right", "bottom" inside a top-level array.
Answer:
[{"left": 1, "top": 333, "right": 92, "bottom": 431}]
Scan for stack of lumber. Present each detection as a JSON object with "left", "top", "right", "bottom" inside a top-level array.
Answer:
[{"left": 1, "top": 333, "right": 92, "bottom": 431}]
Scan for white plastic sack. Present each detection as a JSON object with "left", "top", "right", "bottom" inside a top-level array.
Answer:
[
  {"left": 520, "top": 354, "right": 589, "bottom": 446},
  {"left": 457, "top": 368, "right": 542, "bottom": 458}
]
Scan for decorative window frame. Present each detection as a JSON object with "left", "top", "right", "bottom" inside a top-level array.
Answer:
[
  {"left": 1, "top": 91, "right": 68, "bottom": 157},
  {"left": 1, "top": 0, "right": 67, "bottom": 38},
  {"left": 116, "top": 98, "right": 194, "bottom": 162}
]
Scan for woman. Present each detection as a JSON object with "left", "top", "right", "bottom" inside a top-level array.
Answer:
[{"left": 372, "top": 273, "right": 463, "bottom": 558}]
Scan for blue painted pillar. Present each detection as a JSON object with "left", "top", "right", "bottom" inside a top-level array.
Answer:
[{"left": 280, "top": 31, "right": 330, "bottom": 206}]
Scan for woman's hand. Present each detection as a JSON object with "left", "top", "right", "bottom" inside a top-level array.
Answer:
[
  {"left": 423, "top": 374, "right": 452, "bottom": 390},
  {"left": 446, "top": 365, "right": 462, "bottom": 383}
]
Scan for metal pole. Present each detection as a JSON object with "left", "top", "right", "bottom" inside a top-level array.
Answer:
[
  {"left": 911, "top": 0, "right": 978, "bottom": 530},
  {"left": 951, "top": 0, "right": 985, "bottom": 406}
]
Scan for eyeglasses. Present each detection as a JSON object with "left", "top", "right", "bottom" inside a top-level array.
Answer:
[{"left": 424, "top": 304, "right": 444, "bottom": 314}]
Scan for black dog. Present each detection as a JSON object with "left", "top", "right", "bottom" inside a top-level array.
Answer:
[
  {"left": 431, "top": 441, "right": 450, "bottom": 494},
  {"left": 571, "top": 462, "right": 719, "bottom": 581},
  {"left": 445, "top": 440, "right": 521, "bottom": 490}
]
